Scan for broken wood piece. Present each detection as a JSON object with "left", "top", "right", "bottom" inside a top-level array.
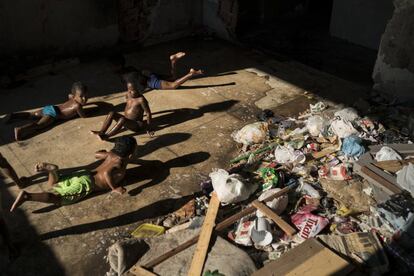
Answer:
[
  {"left": 188, "top": 193, "right": 220, "bottom": 276},
  {"left": 252, "top": 238, "right": 354, "bottom": 276},
  {"left": 373, "top": 158, "right": 414, "bottom": 173},
  {"left": 361, "top": 166, "right": 402, "bottom": 194},
  {"left": 143, "top": 184, "right": 295, "bottom": 269},
  {"left": 312, "top": 145, "right": 338, "bottom": 159},
  {"left": 130, "top": 265, "right": 157, "bottom": 276},
  {"left": 252, "top": 200, "right": 296, "bottom": 237}
]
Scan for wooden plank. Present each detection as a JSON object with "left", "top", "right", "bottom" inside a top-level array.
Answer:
[
  {"left": 252, "top": 239, "right": 354, "bottom": 276},
  {"left": 361, "top": 166, "right": 402, "bottom": 194},
  {"left": 188, "top": 193, "right": 220, "bottom": 276},
  {"left": 130, "top": 265, "right": 157, "bottom": 276},
  {"left": 143, "top": 185, "right": 295, "bottom": 269},
  {"left": 312, "top": 146, "right": 338, "bottom": 159},
  {"left": 252, "top": 200, "right": 296, "bottom": 237},
  {"left": 373, "top": 158, "right": 414, "bottom": 173}
]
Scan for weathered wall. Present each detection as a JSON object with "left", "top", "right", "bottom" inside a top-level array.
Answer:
[
  {"left": 373, "top": 0, "right": 414, "bottom": 102},
  {"left": 0, "top": 0, "right": 203, "bottom": 58},
  {"left": 330, "top": 0, "right": 394, "bottom": 50},
  {"left": 0, "top": 0, "right": 119, "bottom": 57},
  {"left": 203, "top": 0, "right": 237, "bottom": 40}
]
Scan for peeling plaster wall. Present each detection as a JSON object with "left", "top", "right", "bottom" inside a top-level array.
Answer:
[
  {"left": 330, "top": 0, "right": 394, "bottom": 50},
  {"left": 373, "top": 0, "right": 414, "bottom": 101},
  {"left": 203, "top": 0, "right": 237, "bottom": 40},
  {"left": 0, "top": 0, "right": 119, "bottom": 57}
]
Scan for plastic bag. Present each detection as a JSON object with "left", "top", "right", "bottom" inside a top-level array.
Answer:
[
  {"left": 231, "top": 122, "right": 268, "bottom": 146},
  {"left": 274, "top": 145, "right": 305, "bottom": 164},
  {"left": 291, "top": 205, "right": 329, "bottom": 239},
  {"left": 306, "top": 115, "right": 326, "bottom": 136},
  {"left": 334, "top": 107, "right": 359, "bottom": 121},
  {"left": 396, "top": 164, "right": 414, "bottom": 197},
  {"left": 341, "top": 135, "right": 365, "bottom": 157},
  {"left": 330, "top": 118, "right": 358, "bottom": 138},
  {"left": 210, "top": 169, "right": 256, "bottom": 204},
  {"left": 375, "top": 146, "right": 402, "bottom": 162}
]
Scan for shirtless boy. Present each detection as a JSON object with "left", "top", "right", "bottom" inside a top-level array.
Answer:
[
  {"left": 91, "top": 73, "right": 153, "bottom": 140},
  {"left": 5, "top": 82, "right": 88, "bottom": 141},
  {"left": 110, "top": 52, "right": 203, "bottom": 90},
  {"left": 10, "top": 136, "right": 137, "bottom": 211}
]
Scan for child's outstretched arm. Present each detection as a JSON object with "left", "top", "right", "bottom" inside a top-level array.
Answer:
[
  {"left": 104, "top": 167, "right": 126, "bottom": 194},
  {"left": 140, "top": 97, "right": 154, "bottom": 136},
  {"left": 76, "top": 104, "right": 87, "bottom": 118}
]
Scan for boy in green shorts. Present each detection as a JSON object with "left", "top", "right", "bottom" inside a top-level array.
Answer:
[{"left": 10, "top": 136, "right": 137, "bottom": 211}]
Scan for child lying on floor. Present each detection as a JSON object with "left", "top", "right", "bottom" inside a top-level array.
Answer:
[
  {"left": 91, "top": 72, "right": 154, "bottom": 140},
  {"left": 10, "top": 136, "right": 137, "bottom": 211},
  {"left": 110, "top": 52, "right": 203, "bottom": 90},
  {"left": 5, "top": 82, "right": 88, "bottom": 141}
]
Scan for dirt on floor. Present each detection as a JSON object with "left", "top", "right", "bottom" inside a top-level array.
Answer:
[{"left": 0, "top": 38, "right": 368, "bottom": 275}]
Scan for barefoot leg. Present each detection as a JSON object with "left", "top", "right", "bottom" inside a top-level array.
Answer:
[
  {"left": 169, "top": 52, "right": 186, "bottom": 80},
  {"left": 91, "top": 112, "right": 120, "bottom": 137},
  {"left": 10, "top": 190, "right": 61, "bottom": 211},
  {"left": 160, "top": 68, "right": 203, "bottom": 90},
  {"left": 105, "top": 116, "right": 127, "bottom": 138},
  {"left": 14, "top": 116, "right": 55, "bottom": 141}
]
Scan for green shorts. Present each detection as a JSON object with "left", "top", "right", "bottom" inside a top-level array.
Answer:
[{"left": 53, "top": 170, "right": 93, "bottom": 205}]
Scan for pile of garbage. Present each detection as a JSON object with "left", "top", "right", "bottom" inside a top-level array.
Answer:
[{"left": 108, "top": 98, "right": 414, "bottom": 275}]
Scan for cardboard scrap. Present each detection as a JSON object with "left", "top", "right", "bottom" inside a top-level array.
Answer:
[
  {"left": 319, "top": 232, "right": 389, "bottom": 274},
  {"left": 252, "top": 238, "right": 354, "bottom": 276}
]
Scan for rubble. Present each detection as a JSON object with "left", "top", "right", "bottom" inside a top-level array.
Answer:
[{"left": 106, "top": 96, "right": 414, "bottom": 275}]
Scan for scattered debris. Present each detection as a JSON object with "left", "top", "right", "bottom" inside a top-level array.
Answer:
[{"left": 106, "top": 98, "right": 414, "bottom": 275}]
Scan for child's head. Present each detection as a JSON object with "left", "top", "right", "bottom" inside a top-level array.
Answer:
[
  {"left": 124, "top": 72, "right": 145, "bottom": 97},
  {"left": 111, "top": 136, "right": 137, "bottom": 158},
  {"left": 108, "top": 54, "right": 126, "bottom": 72},
  {"left": 71, "top": 82, "right": 88, "bottom": 105}
]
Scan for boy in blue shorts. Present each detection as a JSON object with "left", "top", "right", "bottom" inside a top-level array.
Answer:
[
  {"left": 5, "top": 82, "right": 88, "bottom": 141},
  {"left": 110, "top": 52, "right": 203, "bottom": 90}
]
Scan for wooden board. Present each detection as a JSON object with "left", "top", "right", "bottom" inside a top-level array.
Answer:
[
  {"left": 143, "top": 185, "right": 294, "bottom": 268},
  {"left": 252, "top": 238, "right": 354, "bottom": 276},
  {"left": 130, "top": 265, "right": 157, "bottom": 276},
  {"left": 373, "top": 158, "right": 414, "bottom": 173},
  {"left": 188, "top": 193, "right": 220, "bottom": 276},
  {"left": 312, "top": 146, "right": 338, "bottom": 159},
  {"left": 361, "top": 166, "right": 402, "bottom": 194},
  {"left": 252, "top": 200, "right": 296, "bottom": 237}
]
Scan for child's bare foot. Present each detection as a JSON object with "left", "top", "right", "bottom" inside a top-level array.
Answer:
[
  {"left": 35, "top": 162, "right": 57, "bottom": 173},
  {"left": 190, "top": 68, "right": 203, "bottom": 76},
  {"left": 10, "top": 190, "right": 28, "bottom": 212},
  {"left": 170, "top": 52, "right": 186, "bottom": 63}
]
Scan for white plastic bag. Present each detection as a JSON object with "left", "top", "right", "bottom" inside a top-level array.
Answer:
[
  {"left": 375, "top": 146, "right": 402, "bottom": 162},
  {"left": 231, "top": 122, "right": 268, "bottom": 146},
  {"left": 396, "top": 164, "right": 414, "bottom": 197},
  {"left": 274, "top": 145, "right": 295, "bottom": 164},
  {"left": 330, "top": 118, "right": 358, "bottom": 138},
  {"left": 306, "top": 115, "right": 326, "bottom": 136},
  {"left": 210, "top": 169, "right": 256, "bottom": 204},
  {"left": 334, "top": 107, "right": 359, "bottom": 121}
]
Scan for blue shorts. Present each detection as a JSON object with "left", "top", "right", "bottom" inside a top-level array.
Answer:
[
  {"left": 42, "top": 105, "right": 58, "bottom": 118},
  {"left": 147, "top": 74, "right": 162, "bottom": 89}
]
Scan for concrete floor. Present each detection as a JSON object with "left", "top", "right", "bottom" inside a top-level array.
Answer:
[{"left": 0, "top": 38, "right": 368, "bottom": 275}]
